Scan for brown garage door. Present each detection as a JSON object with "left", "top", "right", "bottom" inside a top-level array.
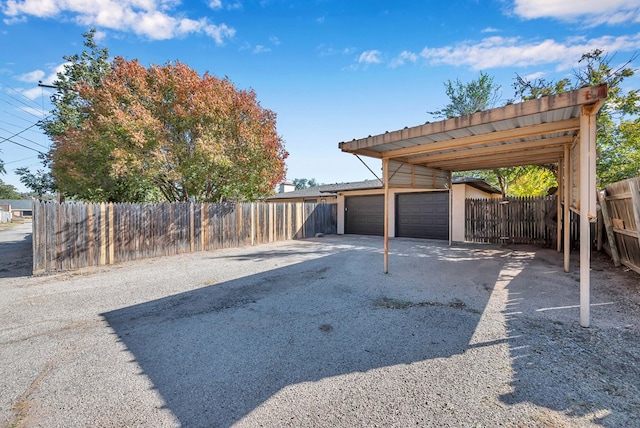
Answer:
[
  {"left": 345, "top": 195, "right": 384, "bottom": 235},
  {"left": 396, "top": 192, "right": 449, "bottom": 240}
]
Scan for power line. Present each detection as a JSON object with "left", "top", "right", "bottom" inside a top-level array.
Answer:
[
  {"left": 1, "top": 95, "right": 45, "bottom": 120},
  {"left": 8, "top": 85, "right": 50, "bottom": 111},
  {"left": 3, "top": 155, "right": 39, "bottom": 165},
  {"left": 0, "top": 123, "right": 45, "bottom": 153},
  {"left": 0, "top": 127, "right": 50, "bottom": 150}
]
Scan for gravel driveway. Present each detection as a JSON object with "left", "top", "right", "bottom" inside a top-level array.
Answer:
[{"left": 1, "top": 231, "right": 639, "bottom": 427}]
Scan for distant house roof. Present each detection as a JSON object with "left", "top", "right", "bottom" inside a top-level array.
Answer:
[
  {"left": 265, "top": 186, "right": 337, "bottom": 201},
  {"left": 266, "top": 177, "right": 499, "bottom": 200},
  {"left": 0, "top": 199, "right": 33, "bottom": 210},
  {"left": 318, "top": 179, "right": 383, "bottom": 193},
  {"left": 452, "top": 177, "right": 501, "bottom": 195}
]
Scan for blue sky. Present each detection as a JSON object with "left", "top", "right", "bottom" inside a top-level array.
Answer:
[{"left": 1, "top": 0, "right": 640, "bottom": 193}]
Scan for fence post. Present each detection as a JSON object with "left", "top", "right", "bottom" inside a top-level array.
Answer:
[
  {"left": 190, "top": 202, "right": 195, "bottom": 253},
  {"left": 629, "top": 180, "right": 640, "bottom": 245},
  {"left": 597, "top": 190, "right": 621, "bottom": 267},
  {"left": 109, "top": 202, "right": 116, "bottom": 265}
]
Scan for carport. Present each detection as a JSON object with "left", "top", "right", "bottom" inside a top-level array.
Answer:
[{"left": 339, "top": 84, "right": 608, "bottom": 327}]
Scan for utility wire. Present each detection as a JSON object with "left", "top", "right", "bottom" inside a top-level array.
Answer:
[
  {"left": 3, "top": 155, "right": 39, "bottom": 165},
  {"left": 0, "top": 123, "right": 45, "bottom": 153},
  {"left": 7, "top": 85, "right": 50, "bottom": 112},
  {"left": 0, "top": 126, "right": 49, "bottom": 150}
]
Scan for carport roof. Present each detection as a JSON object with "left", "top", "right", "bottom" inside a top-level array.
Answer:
[{"left": 339, "top": 84, "right": 608, "bottom": 171}]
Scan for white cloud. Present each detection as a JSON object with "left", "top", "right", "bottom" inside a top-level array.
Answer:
[
  {"left": 29, "top": 62, "right": 68, "bottom": 86},
  {"left": 17, "top": 69, "right": 44, "bottom": 82},
  {"left": 317, "top": 44, "right": 355, "bottom": 57},
  {"left": 524, "top": 71, "right": 545, "bottom": 81},
  {"left": 419, "top": 33, "right": 640, "bottom": 71},
  {"left": 208, "top": 0, "right": 222, "bottom": 9},
  {"left": 512, "top": 0, "right": 640, "bottom": 25},
  {"left": 358, "top": 50, "right": 381, "bottom": 64},
  {"left": 204, "top": 23, "right": 235, "bottom": 44},
  {"left": 389, "top": 50, "right": 418, "bottom": 68},
  {"left": 2, "top": 0, "right": 235, "bottom": 43},
  {"left": 481, "top": 27, "right": 500, "bottom": 33},
  {"left": 21, "top": 86, "right": 45, "bottom": 100},
  {"left": 253, "top": 44, "right": 270, "bottom": 54}
]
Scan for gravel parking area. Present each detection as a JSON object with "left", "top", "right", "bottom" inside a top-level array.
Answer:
[{"left": 1, "top": 231, "right": 639, "bottom": 427}]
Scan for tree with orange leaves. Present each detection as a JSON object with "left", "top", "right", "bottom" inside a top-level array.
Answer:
[{"left": 51, "top": 55, "right": 287, "bottom": 202}]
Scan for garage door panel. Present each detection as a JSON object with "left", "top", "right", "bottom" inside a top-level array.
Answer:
[
  {"left": 345, "top": 195, "right": 384, "bottom": 236},
  {"left": 396, "top": 192, "right": 449, "bottom": 240}
]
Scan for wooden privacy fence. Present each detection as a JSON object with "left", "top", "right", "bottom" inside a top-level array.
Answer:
[
  {"left": 598, "top": 177, "right": 640, "bottom": 274},
  {"left": 32, "top": 201, "right": 337, "bottom": 274},
  {"left": 465, "top": 195, "right": 575, "bottom": 246}
]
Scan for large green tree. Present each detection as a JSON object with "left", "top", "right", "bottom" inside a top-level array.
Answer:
[
  {"left": 51, "top": 57, "right": 288, "bottom": 202},
  {"left": 0, "top": 179, "right": 20, "bottom": 199},
  {"left": 513, "top": 49, "right": 640, "bottom": 186},
  {"left": 293, "top": 178, "right": 319, "bottom": 189},
  {"left": 40, "top": 28, "right": 111, "bottom": 139},
  {"left": 428, "top": 71, "right": 501, "bottom": 119},
  {"left": 432, "top": 73, "right": 554, "bottom": 196},
  {"left": 15, "top": 167, "right": 55, "bottom": 198}
]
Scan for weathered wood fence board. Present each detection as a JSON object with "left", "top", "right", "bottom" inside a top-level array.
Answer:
[
  {"left": 32, "top": 201, "right": 337, "bottom": 274},
  {"left": 599, "top": 177, "right": 640, "bottom": 274},
  {"left": 465, "top": 195, "right": 577, "bottom": 246}
]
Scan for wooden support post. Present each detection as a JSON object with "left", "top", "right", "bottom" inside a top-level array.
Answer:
[
  {"left": 557, "top": 158, "right": 563, "bottom": 252},
  {"left": 598, "top": 190, "right": 621, "bottom": 267},
  {"left": 579, "top": 106, "right": 597, "bottom": 327},
  {"left": 383, "top": 158, "right": 389, "bottom": 274},
  {"left": 449, "top": 172, "right": 453, "bottom": 246},
  {"left": 564, "top": 144, "right": 571, "bottom": 272}
]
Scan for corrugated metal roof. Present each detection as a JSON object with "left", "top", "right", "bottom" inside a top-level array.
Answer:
[{"left": 339, "top": 84, "right": 608, "bottom": 172}]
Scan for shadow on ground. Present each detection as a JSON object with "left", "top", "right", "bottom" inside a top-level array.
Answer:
[{"left": 102, "top": 240, "right": 498, "bottom": 427}]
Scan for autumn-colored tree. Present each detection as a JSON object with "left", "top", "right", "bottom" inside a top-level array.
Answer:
[{"left": 51, "top": 57, "right": 288, "bottom": 202}]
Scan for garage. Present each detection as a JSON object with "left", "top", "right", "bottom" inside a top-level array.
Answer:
[
  {"left": 345, "top": 195, "right": 384, "bottom": 235},
  {"left": 396, "top": 192, "right": 449, "bottom": 240}
]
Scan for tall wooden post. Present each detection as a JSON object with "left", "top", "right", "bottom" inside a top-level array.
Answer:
[
  {"left": 579, "top": 105, "right": 598, "bottom": 327},
  {"left": 564, "top": 144, "right": 571, "bottom": 272},
  {"left": 383, "top": 158, "right": 389, "bottom": 274}
]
